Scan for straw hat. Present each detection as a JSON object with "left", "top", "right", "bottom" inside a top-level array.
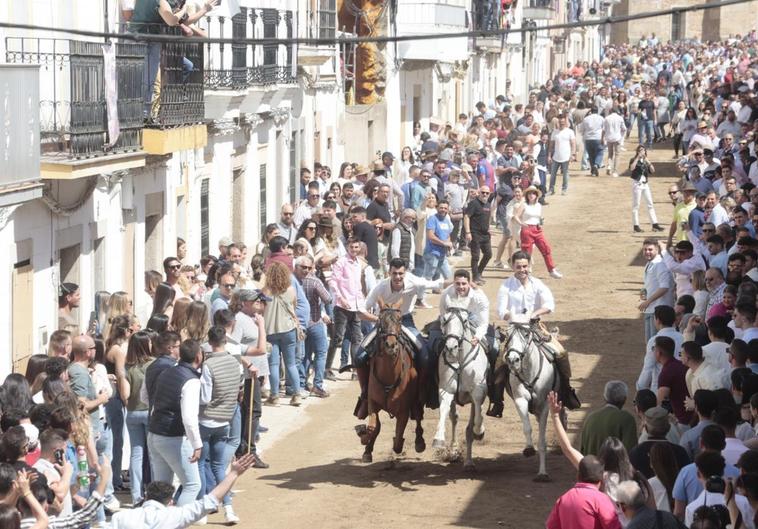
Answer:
[
  {"left": 524, "top": 185, "right": 542, "bottom": 199},
  {"left": 354, "top": 164, "right": 369, "bottom": 176}
]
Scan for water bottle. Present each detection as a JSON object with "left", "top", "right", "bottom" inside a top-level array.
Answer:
[{"left": 76, "top": 445, "right": 90, "bottom": 489}]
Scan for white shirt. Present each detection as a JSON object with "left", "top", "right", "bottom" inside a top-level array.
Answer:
[
  {"left": 686, "top": 361, "right": 729, "bottom": 394},
  {"left": 643, "top": 255, "right": 675, "bottom": 314},
  {"left": 685, "top": 491, "right": 753, "bottom": 528},
  {"left": 111, "top": 496, "right": 219, "bottom": 529},
  {"left": 662, "top": 250, "right": 706, "bottom": 298},
  {"left": 496, "top": 275, "right": 555, "bottom": 324},
  {"left": 550, "top": 127, "right": 576, "bottom": 163},
  {"left": 181, "top": 377, "right": 202, "bottom": 450},
  {"left": 648, "top": 476, "right": 671, "bottom": 512},
  {"left": 742, "top": 327, "right": 758, "bottom": 342},
  {"left": 603, "top": 113, "right": 627, "bottom": 143},
  {"left": 723, "top": 437, "right": 749, "bottom": 466},
  {"left": 293, "top": 200, "right": 320, "bottom": 229},
  {"left": 439, "top": 285, "right": 489, "bottom": 340},
  {"left": 365, "top": 275, "right": 443, "bottom": 316},
  {"left": 579, "top": 113, "right": 605, "bottom": 141},
  {"left": 703, "top": 341, "right": 731, "bottom": 383},
  {"left": 33, "top": 458, "right": 72, "bottom": 516},
  {"left": 709, "top": 203, "right": 730, "bottom": 227},
  {"left": 636, "top": 327, "right": 684, "bottom": 392}
]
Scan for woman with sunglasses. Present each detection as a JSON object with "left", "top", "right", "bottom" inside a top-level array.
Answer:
[
  {"left": 629, "top": 145, "right": 665, "bottom": 233},
  {"left": 514, "top": 186, "right": 563, "bottom": 279},
  {"left": 295, "top": 219, "right": 319, "bottom": 257}
]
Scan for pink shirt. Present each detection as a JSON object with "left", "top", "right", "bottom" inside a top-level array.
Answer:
[
  {"left": 328, "top": 255, "right": 365, "bottom": 312},
  {"left": 546, "top": 483, "right": 621, "bottom": 529}
]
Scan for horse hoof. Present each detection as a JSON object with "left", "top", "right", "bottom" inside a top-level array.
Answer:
[
  {"left": 523, "top": 446, "right": 536, "bottom": 458},
  {"left": 415, "top": 438, "right": 426, "bottom": 453},
  {"left": 393, "top": 437, "right": 405, "bottom": 454},
  {"left": 362, "top": 452, "right": 373, "bottom": 463},
  {"left": 473, "top": 430, "right": 485, "bottom": 441},
  {"left": 432, "top": 439, "right": 445, "bottom": 450},
  {"left": 464, "top": 463, "right": 476, "bottom": 473},
  {"left": 534, "top": 473, "right": 551, "bottom": 483}
]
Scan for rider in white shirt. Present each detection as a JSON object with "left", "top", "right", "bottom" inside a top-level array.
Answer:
[
  {"left": 495, "top": 251, "right": 579, "bottom": 411},
  {"left": 439, "top": 271, "right": 489, "bottom": 343}
]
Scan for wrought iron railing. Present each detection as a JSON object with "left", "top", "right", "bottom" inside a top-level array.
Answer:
[
  {"left": 4, "top": 37, "right": 145, "bottom": 159},
  {"left": 203, "top": 8, "right": 297, "bottom": 91}
]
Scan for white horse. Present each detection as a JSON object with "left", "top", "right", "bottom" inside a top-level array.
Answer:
[
  {"left": 431, "top": 307, "right": 489, "bottom": 470},
  {"left": 498, "top": 322, "right": 561, "bottom": 481}
]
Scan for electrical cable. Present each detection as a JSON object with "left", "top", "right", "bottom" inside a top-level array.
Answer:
[{"left": 0, "top": 0, "right": 754, "bottom": 47}]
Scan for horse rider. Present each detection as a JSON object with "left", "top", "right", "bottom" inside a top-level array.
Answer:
[
  {"left": 349, "top": 257, "right": 446, "bottom": 419},
  {"left": 493, "top": 250, "right": 580, "bottom": 416}
]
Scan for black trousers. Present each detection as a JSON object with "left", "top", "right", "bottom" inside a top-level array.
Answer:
[{"left": 470, "top": 232, "right": 492, "bottom": 279}]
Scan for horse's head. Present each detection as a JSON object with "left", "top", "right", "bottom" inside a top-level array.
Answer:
[
  {"left": 376, "top": 298, "right": 402, "bottom": 358},
  {"left": 441, "top": 307, "right": 469, "bottom": 352},
  {"left": 500, "top": 323, "right": 531, "bottom": 370}
]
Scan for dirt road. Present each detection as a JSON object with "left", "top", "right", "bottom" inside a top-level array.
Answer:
[{"left": 221, "top": 140, "right": 679, "bottom": 529}]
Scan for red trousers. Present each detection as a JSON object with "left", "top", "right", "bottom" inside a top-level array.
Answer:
[{"left": 520, "top": 224, "right": 556, "bottom": 272}]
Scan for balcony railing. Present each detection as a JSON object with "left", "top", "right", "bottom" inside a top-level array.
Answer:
[
  {"left": 4, "top": 37, "right": 145, "bottom": 159},
  {"left": 203, "top": 8, "right": 297, "bottom": 91}
]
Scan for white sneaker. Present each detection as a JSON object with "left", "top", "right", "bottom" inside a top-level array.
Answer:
[
  {"left": 104, "top": 497, "right": 120, "bottom": 513},
  {"left": 549, "top": 269, "right": 564, "bottom": 279},
  {"left": 195, "top": 516, "right": 208, "bottom": 525},
  {"left": 224, "top": 506, "right": 240, "bottom": 525}
]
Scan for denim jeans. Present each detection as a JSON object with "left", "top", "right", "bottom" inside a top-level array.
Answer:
[
  {"left": 584, "top": 139, "right": 603, "bottom": 172},
  {"left": 331, "top": 306, "right": 363, "bottom": 368},
  {"left": 94, "top": 424, "right": 115, "bottom": 504},
  {"left": 549, "top": 160, "right": 570, "bottom": 192},
  {"left": 147, "top": 433, "right": 201, "bottom": 506},
  {"left": 142, "top": 42, "right": 162, "bottom": 116},
  {"left": 644, "top": 313, "right": 656, "bottom": 344},
  {"left": 268, "top": 329, "right": 300, "bottom": 397},
  {"left": 199, "top": 424, "right": 231, "bottom": 506},
  {"left": 639, "top": 118, "right": 655, "bottom": 147},
  {"left": 423, "top": 252, "right": 452, "bottom": 281},
  {"left": 125, "top": 409, "right": 149, "bottom": 504},
  {"left": 304, "top": 322, "right": 329, "bottom": 391},
  {"left": 105, "top": 396, "right": 125, "bottom": 489}
]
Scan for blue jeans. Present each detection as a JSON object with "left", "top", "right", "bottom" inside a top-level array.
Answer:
[
  {"left": 142, "top": 42, "right": 161, "bottom": 116},
  {"left": 584, "top": 139, "right": 603, "bottom": 172},
  {"left": 423, "top": 252, "right": 451, "bottom": 281},
  {"left": 105, "top": 396, "right": 125, "bottom": 489},
  {"left": 644, "top": 313, "right": 656, "bottom": 344},
  {"left": 304, "top": 322, "right": 329, "bottom": 391},
  {"left": 639, "top": 119, "right": 655, "bottom": 147},
  {"left": 147, "top": 433, "right": 201, "bottom": 506},
  {"left": 549, "top": 160, "right": 570, "bottom": 192},
  {"left": 125, "top": 409, "right": 149, "bottom": 504},
  {"left": 296, "top": 340, "right": 306, "bottom": 391},
  {"left": 198, "top": 424, "right": 231, "bottom": 506},
  {"left": 268, "top": 329, "right": 300, "bottom": 397},
  {"left": 94, "top": 425, "right": 115, "bottom": 504}
]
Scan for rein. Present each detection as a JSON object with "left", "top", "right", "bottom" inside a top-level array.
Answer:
[
  {"left": 502, "top": 323, "right": 544, "bottom": 395},
  {"left": 372, "top": 308, "right": 411, "bottom": 416}
]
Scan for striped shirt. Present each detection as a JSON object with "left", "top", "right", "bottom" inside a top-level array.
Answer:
[
  {"left": 20, "top": 492, "right": 103, "bottom": 529},
  {"left": 299, "top": 274, "right": 332, "bottom": 327}
]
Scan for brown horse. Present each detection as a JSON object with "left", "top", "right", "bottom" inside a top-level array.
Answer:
[{"left": 357, "top": 300, "right": 425, "bottom": 463}]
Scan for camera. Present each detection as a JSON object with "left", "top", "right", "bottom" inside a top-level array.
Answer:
[{"left": 705, "top": 475, "right": 725, "bottom": 494}]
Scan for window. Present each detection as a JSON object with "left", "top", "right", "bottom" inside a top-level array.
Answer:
[
  {"left": 231, "top": 8, "right": 247, "bottom": 87},
  {"left": 318, "top": 0, "right": 337, "bottom": 40},
  {"left": 262, "top": 9, "right": 278, "bottom": 67},
  {"left": 289, "top": 132, "right": 297, "bottom": 204},
  {"left": 200, "top": 179, "right": 209, "bottom": 257},
  {"left": 259, "top": 163, "right": 267, "bottom": 233},
  {"left": 671, "top": 11, "right": 685, "bottom": 41}
]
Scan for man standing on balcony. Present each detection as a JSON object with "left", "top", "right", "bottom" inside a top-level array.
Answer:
[{"left": 131, "top": 0, "right": 219, "bottom": 119}]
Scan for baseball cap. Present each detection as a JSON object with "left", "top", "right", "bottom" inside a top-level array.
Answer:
[
  {"left": 238, "top": 289, "right": 272, "bottom": 303},
  {"left": 218, "top": 236, "right": 233, "bottom": 248}
]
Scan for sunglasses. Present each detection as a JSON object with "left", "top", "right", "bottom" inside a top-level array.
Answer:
[
  {"left": 668, "top": 191, "right": 679, "bottom": 195},
  {"left": 168, "top": 264, "right": 181, "bottom": 270},
  {"left": 308, "top": 194, "right": 320, "bottom": 199},
  {"left": 306, "top": 226, "right": 316, "bottom": 230},
  {"left": 299, "top": 265, "right": 313, "bottom": 271},
  {"left": 282, "top": 212, "right": 293, "bottom": 216},
  {"left": 222, "top": 283, "right": 235, "bottom": 289}
]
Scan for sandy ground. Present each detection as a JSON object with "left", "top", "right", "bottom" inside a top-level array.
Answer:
[{"left": 200, "top": 137, "right": 681, "bottom": 528}]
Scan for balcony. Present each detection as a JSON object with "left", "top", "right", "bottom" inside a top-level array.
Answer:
[
  {"left": 395, "top": 0, "right": 469, "bottom": 62},
  {"left": 0, "top": 65, "right": 44, "bottom": 206},
  {"left": 4, "top": 37, "right": 147, "bottom": 179},
  {"left": 471, "top": 0, "right": 515, "bottom": 52},
  {"left": 299, "top": 0, "right": 337, "bottom": 66},
  {"left": 522, "top": 0, "right": 558, "bottom": 20}
]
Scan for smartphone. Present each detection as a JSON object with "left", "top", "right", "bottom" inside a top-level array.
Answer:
[
  {"left": 87, "top": 311, "right": 97, "bottom": 332},
  {"left": 54, "top": 448, "right": 64, "bottom": 466}
]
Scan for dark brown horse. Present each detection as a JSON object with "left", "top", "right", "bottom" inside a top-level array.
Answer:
[{"left": 357, "top": 300, "right": 425, "bottom": 463}]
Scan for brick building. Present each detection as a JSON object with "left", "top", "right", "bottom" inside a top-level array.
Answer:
[{"left": 609, "top": 0, "right": 758, "bottom": 45}]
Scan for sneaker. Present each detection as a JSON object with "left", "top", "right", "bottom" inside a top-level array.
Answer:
[
  {"left": 195, "top": 516, "right": 208, "bottom": 525},
  {"left": 104, "top": 497, "right": 121, "bottom": 513},
  {"left": 224, "top": 505, "right": 240, "bottom": 525},
  {"left": 549, "top": 269, "right": 564, "bottom": 279},
  {"left": 652, "top": 223, "right": 665, "bottom": 232},
  {"left": 299, "top": 390, "right": 310, "bottom": 399},
  {"left": 634, "top": 225, "right": 643, "bottom": 233},
  {"left": 547, "top": 189, "right": 555, "bottom": 196},
  {"left": 561, "top": 190, "right": 567, "bottom": 196},
  {"left": 264, "top": 396, "right": 279, "bottom": 406},
  {"left": 311, "top": 387, "right": 330, "bottom": 398},
  {"left": 257, "top": 425, "right": 269, "bottom": 433},
  {"left": 290, "top": 394, "right": 302, "bottom": 407},
  {"left": 415, "top": 300, "right": 433, "bottom": 309},
  {"left": 474, "top": 278, "right": 486, "bottom": 286},
  {"left": 324, "top": 370, "right": 337, "bottom": 381},
  {"left": 453, "top": 251, "right": 463, "bottom": 257},
  {"left": 493, "top": 261, "right": 503, "bottom": 268},
  {"left": 253, "top": 454, "right": 270, "bottom": 469}
]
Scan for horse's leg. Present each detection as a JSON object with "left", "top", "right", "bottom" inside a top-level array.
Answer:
[
  {"left": 414, "top": 418, "right": 425, "bottom": 453},
  {"left": 512, "top": 389, "right": 535, "bottom": 458},
  {"left": 432, "top": 390, "right": 454, "bottom": 450},
  {"left": 393, "top": 412, "right": 409, "bottom": 455},
  {"left": 464, "top": 402, "right": 475, "bottom": 471},
  {"left": 362, "top": 401, "right": 379, "bottom": 462},
  {"left": 449, "top": 397, "right": 459, "bottom": 448},
  {"left": 472, "top": 384, "right": 487, "bottom": 440},
  {"left": 534, "top": 405, "right": 551, "bottom": 482}
]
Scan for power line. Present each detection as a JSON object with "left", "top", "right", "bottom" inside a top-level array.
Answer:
[{"left": 0, "top": 0, "right": 754, "bottom": 46}]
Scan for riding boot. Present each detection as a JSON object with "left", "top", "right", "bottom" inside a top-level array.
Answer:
[
  {"left": 554, "top": 354, "right": 581, "bottom": 410},
  {"left": 353, "top": 366, "right": 370, "bottom": 420}
]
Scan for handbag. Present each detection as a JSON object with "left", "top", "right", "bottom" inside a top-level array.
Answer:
[{"left": 282, "top": 293, "right": 306, "bottom": 341}]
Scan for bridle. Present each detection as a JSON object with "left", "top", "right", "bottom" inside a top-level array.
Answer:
[
  {"left": 441, "top": 307, "right": 484, "bottom": 406},
  {"left": 372, "top": 307, "right": 409, "bottom": 415},
  {"left": 500, "top": 323, "right": 544, "bottom": 394}
]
